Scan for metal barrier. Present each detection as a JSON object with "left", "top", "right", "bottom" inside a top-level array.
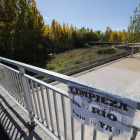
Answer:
[
  {"left": 0, "top": 56, "right": 140, "bottom": 140},
  {"left": 54, "top": 49, "right": 139, "bottom": 75},
  {"left": 34, "top": 49, "right": 139, "bottom": 83}
]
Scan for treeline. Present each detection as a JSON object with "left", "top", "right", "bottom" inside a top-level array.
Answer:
[
  {"left": 0, "top": 0, "right": 47, "bottom": 62},
  {"left": 44, "top": 21, "right": 127, "bottom": 50},
  {"left": 0, "top": 0, "right": 139, "bottom": 63}
]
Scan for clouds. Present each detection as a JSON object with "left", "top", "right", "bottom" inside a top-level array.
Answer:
[{"left": 43, "top": 17, "right": 48, "bottom": 20}]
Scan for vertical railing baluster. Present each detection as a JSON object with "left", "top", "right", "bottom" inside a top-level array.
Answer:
[
  {"left": 16, "top": 73, "right": 24, "bottom": 105},
  {"left": 30, "top": 80, "right": 39, "bottom": 118},
  {"left": 4, "top": 68, "right": 9, "bottom": 90},
  {"left": 0, "top": 64, "right": 2, "bottom": 84},
  {"left": 81, "top": 124, "right": 85, "bottom": 140},
  {"left": 13, "top": 72, "right": 20, "bottom": 102},
  {"left": 5, "top": 68, "right": 9, "bottom": 90},
  {"left": 7, "top": 69, "right": 12, "bottom": 93},
  {"left": 61, "top": 95, "right": 67, "bottom": 140},
  {"left": 40, "top": 85, "right": 49, "bottom": 128},
  {"left": 15, "top": 72, "right": 22, "bottom": 102},
  {"left": 10, "top": 71, "right": 17, "bottom": 98},
  {"left": 0, "top": 66, "right": 2, "bottom": 85},
  {"left": 13, "top": 71, "right": 20, "bottom": 100},
  {"left": 18, "top": 67, "right": 34, "bottom": 125},
  {"left": 108, "top": 136, "right": 113, "bottom": 140},
  {"left": 17, "top": 74, "right": 26, "bottom": 107},
  {"left": 93, "top": 128, "right": 97, "bottom": 140},
  {"left": 130, "top": 128, "right": 138, "bottom": 140},
  {"left": 35, "top": 83, "right": 44, "bottom": 123},
  {"left": 1, "top": 66, "right": 5, "bottom": 87},
  {"left": 9, "top": 70, "right": 14, "bottom": 95},
  {"left": 53, "top": 91, "right": 61, "bottom": 138},
  {"left": 1, "top": 67, "right": 5, "bottom": 86},
  {"left": 14, "top": 72, "right": 21, "bottom": 102},
  {"left": 26, "top": 78, "right": 35, "bottom": 114},
  {"left": 71, "top": 116, "right": 75, "bottom": 140},
  {"left": 3, "top": 67, "right": 7, "bottom": 89},
  {"left": 46, "top": 87, "right": 54, "bottom": 132}
]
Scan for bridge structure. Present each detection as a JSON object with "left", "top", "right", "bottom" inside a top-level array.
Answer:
[
  {"left": 88, "top": 41, "right": 140, "bottom": 46},
  {"left": 0, "top": 53, "right": 140, "bottom": 140}
]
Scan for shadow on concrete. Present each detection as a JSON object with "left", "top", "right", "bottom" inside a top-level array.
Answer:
[
  {"left": 0, "top": 94, "right": 46, "bottom": 140},
  {"left": 0, "top": 123, "right": 9, "bottom": 140}
]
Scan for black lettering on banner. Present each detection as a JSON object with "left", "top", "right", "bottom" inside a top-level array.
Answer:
[
  {"left": 73, "top": 110, "right": 85, "bottom": 120},
  {"left": 72, "top": 100, "right": 81, "bottom": 107},
  {"left": 69, "top": 86, "right": 129, "bottom": 111},
  {"left": 105, "top": 125, "right": 113, "bottom": 132},
  {"left": 118, "top": 103, "right": 128, "bottom": 111},
  {"left": 79, "top": 89, "right": 83, "bottom": 96},
  {"left": 107, "top": 114, "right": 117, "bottom": 121},
  {"left": 99, "top": 121, "right": 113, "bottom": 132},
  {"left": 101, "top": 110, "right": 106, "bottom": 117},
  {"left": 92, "top": 107, "right": 117, "bottom": 121},
  {"left": 109, "top": 100, "right": 118, "bottom": 108},
  {"left": 92, "top": 107, "right": 100, "bottom": 115},
  {"left": 96, "top": 95, "right": 100, "bottom": 102},
  {"left": 75, "top": 87, "right": 79, "bottom": 95},
  {"left": 82, "top": 117, "right": 85, "bottom": 120},
  {"left": 89, "top": 94, "right": 95, "bottom": 99},
  {"left": 81, "top": 90, "right": 88, "bottom": 97},
  {"left": 69, "top": 87, "right": 74, "bottom": 93},
  {"left": 99, "top": 121, "right": 105, "bottom": 128},
  {"left": 101, "top": 97, "right": 108, "bottom": 105}
]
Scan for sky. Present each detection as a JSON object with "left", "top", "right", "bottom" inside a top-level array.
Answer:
[{"left": 35, "top": 0, "right": 140, "bottom": 32}]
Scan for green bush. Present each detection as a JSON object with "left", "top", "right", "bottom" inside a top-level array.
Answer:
[
  {"left": 84, "top": 43, "right": 90, "bottom": 48},
  {"left": 98, "top": 48, "right": 116, "bottom": 55},
  {"left": 106, "top": 48, "right": 116, "bottom": 54},
  {"left": 98, "top": 50, "right": 103, "bottom": 54},
  {"left": 75, "top": 60, "right": 82, "bottom": 64}
]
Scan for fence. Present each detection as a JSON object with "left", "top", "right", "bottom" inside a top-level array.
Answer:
[
  {"left": 35, "top": 48, "right": 139, "bottom": 83},
  {"left": 0, "top": 56, "right": 140, "bottom": 140},
  {"left": 54, "top": 50, "right": 138, "bottom": 75}
]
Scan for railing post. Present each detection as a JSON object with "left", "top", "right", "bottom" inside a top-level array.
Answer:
[
  {"left": 131, "top": 43, "right": 134, "bottom": 57},
  {"left": 18, "top": 67, "right": 35, "bottom": 126}
]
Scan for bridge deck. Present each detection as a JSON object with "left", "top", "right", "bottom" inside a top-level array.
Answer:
[
  {"left": 55, "top": 53, "right": 140, "bottom": 140},
  {"left": 0, "top": 53, "right": 140, "bottom": 140},
  {"left": 0, "top": 88, "right": 52, "bottom": 140}
]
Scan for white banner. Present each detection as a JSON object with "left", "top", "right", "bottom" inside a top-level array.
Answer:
[{"left": 67, "top": 82, "right": 137, "bottom": 137}]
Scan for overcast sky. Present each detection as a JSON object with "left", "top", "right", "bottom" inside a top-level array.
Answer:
[{"left": 35, "top": 0, "right": 140, "bottom": 32}]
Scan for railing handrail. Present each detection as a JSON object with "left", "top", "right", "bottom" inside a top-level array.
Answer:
[
  {"left": 0, "top": 63, "right": 69, "bottom": 98},
  {"left": 1, "top": 56, "right": 140, "bottom": 109}
]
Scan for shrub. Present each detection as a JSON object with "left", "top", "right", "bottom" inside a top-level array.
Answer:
[
  {"left": 75, "top": 60, "right": 82, "bottom": 64},
  {"left": 106, "top": 48, "right": 116, "bottom": 54},
  {"left": 98, "top": 50, "right": 102, "bottom": 54},
  {"left": 84, "top": 43, "right": 90, "bottom": 48},
  {"left": 98, "top": 48, "right": 116, "bottom": 55}
]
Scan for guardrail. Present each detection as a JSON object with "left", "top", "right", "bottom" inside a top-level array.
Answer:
[
  {"left": 35, "top": 49, "right": 139, "bottom": 83},
  {"left": 0, "top": 56, "right": 140, "bottom": 140}
]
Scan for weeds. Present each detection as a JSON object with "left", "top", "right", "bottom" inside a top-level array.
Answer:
[{"left": 45, "top": 46, "right": 127, "bottom": 71}]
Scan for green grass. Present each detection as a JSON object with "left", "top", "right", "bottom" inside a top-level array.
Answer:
[{"left": 45, "top": 45, "right": 130, "bottom": 71}]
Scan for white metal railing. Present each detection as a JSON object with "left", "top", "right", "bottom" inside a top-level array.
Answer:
[{"left": 0, "top": 56, "right": 140, "bottom": 140}]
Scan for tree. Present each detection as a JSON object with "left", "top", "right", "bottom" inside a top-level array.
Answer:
[
  {"left": 127, "top": 4, "right": 140, "bottom": 43},
  {"left": 122, "top": 29, "right": 127, "bottom": 42},
  {"left": 0, "top": 0, "right": 47, "bottom": 62},
  {"left": 105, "top": 27, "right": 112, "bottom": 41},
  {"left": 117, "top": 31, "right": 122, "bottom": 42}
]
